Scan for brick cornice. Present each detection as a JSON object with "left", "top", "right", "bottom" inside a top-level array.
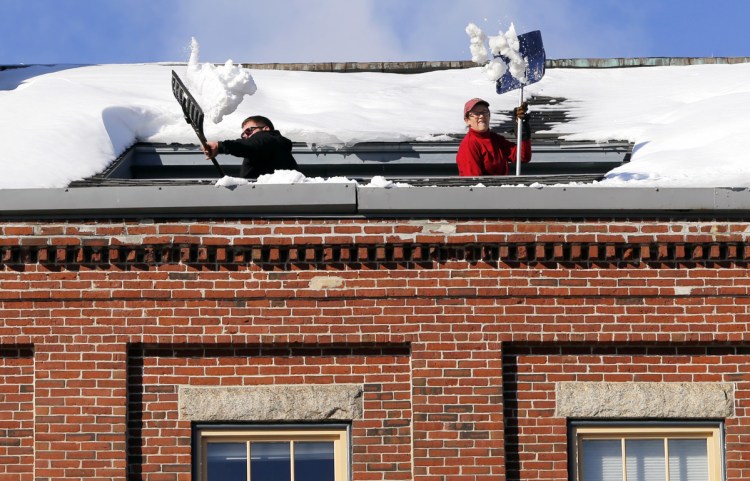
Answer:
[{"left": 1, "top": 239, "right": 747, "bottom": 270}]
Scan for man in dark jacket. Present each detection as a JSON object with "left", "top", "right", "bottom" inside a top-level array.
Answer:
[{"left": 204, "top": 115, "right": 298, "bottom": 178}]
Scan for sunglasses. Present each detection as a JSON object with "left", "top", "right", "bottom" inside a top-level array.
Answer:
[{"left": 242, "top": 126, "right": 264, "bottom": 137}]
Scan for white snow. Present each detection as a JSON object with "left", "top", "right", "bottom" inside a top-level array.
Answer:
[
  {"left": 215, "top": 169, "right": 357, "bottom": 187},
  {"left": 482, "top": 59, "right": 508, "bottom": 83},
  {"left": 468, "top": 23, "right": 527, "bottom": 83},
  {"left": 215, "top": 175, "right": 251, "bottom": 188},
  {"left": 228, "top": 169, "right": 356, "bottom": 185},
  {"left": 184, "top": 37, "right": 257, "bottom": 123},
  {"left": 485, "top": 23, "right": 527, "bottom": 83},
  {"left": 465, "top": 23, "right": 489, "bottom": 64},
  {"left": 0, "top": 49, "right": 749, "bottom": 189},
  {"left": 363, "top": 176, "right": 410, "bottom": 188}
]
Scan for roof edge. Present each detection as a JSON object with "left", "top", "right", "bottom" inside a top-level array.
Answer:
[
  {"left": 241, "top": 57, "right": 750, "bottom": 72},
  {"left": 2, "top": 57, "right": 749, "bottom": 74},
  {"left": 1, "top": 184, "right": 749, "bottom": 220}
]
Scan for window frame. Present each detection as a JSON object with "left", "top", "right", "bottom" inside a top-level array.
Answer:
[
  {"left": 569, "top": 421, "right": 724, "bottom": 481},
  {"left": 193, "top": 423, "right": 350, "bottom": 481}
]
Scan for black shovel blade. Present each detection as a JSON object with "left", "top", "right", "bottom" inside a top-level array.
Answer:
[
  {"left": 170, "top": 70, "right": 226, "bottom": 177},
  {"left": 171, "top": 70, "right": 206, "bottom": 139}
]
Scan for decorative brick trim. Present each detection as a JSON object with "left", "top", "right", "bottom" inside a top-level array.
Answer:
[{"left": 1, "top": 241, "right": 748, "bottom": 270}]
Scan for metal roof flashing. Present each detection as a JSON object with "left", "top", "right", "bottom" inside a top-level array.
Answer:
[{"left": 2, "top": 183, "right": 750, "bottom": 219}]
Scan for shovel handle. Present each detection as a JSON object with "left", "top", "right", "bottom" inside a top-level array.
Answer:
[
  {"left": 186, "top": 116, "right": 227, "bottom": 177},
  {"left": 516, "top": 86, "right": 524, "bottom": 176}
]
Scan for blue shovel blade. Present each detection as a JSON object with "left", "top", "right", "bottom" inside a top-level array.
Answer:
[{"left": 496, "top": 30, "right": 546, "bottom": 94}]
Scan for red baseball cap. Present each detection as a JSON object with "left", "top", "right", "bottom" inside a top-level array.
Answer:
[{"left": 464, "top": 98, "right": 489, "bottom": 117}]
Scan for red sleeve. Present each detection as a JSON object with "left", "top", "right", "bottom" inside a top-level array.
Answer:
[
  {"left": 496, "top": 135, "right": 531, "bottom": 166},
  {"left": 508, "top": 139, "right": 532, "bottom": 164},
  {"left": 456, "top": 137, "right": 484, "bottom": 176}
]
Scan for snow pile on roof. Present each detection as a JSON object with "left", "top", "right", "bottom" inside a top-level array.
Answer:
[
  {"left": 215, "top": 169, "right": 356, "bottom": 187},
  {"left": 0, "top": 50, "right": 749, "bottom": 189}
]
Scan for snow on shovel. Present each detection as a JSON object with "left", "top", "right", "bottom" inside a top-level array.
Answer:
[{"left": 495, "top": 29, "right": 546, "bottom": 176}]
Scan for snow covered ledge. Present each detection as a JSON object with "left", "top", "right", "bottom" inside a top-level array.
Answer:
[{"left": 2, "top": 184, "right": 750, "bottom": 217}]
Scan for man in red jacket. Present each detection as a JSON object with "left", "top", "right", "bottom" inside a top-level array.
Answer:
[{"left": 456, "top": 98, "right": 531, "bottom": 176}]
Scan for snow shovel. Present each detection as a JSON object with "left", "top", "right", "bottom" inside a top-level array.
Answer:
[
  {"left": 495, "top": 30, "right": 546, "bottom": 176},
  {"left": 171, "top": 70, "right": 227, "bottom": 177}
]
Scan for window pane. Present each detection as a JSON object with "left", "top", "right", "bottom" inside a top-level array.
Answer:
[
  {"left": 295, "top": 441, "right": 336, "bottom": 481},
  {"left": 250, "top": 442, "right": 291, "bottom": 481},
  {"left": 668, "top": 439, "right": 709, "bottom": 481},
  {"left": 581, "top": 439, "right": 623, "bottom": 481},
  {"left": 207, "top": 442, "right": 247, "bottom": 481},
  {"left": 626, "top": 439, "right": 665, "bottom": 481}
]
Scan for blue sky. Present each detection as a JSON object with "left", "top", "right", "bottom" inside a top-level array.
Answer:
[{"left": 1, "top": 0, "right": 749, "bottom": 64}]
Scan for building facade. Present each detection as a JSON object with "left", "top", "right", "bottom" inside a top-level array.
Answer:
[{"left": 1, "top": 214, "right": 748, "bottom": 481}]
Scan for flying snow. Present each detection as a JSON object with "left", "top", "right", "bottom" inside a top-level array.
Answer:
[
  {"left": 467, "top": 22, "right": 528, "bottom": 83},
  {"left": 185, "top": 37, "right": 257, "bottom": 124},
  {"left": 465, "top": 23, "right": 490, "bottom": 64}
]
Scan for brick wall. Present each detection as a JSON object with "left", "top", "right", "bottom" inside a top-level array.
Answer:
[
  {"left": 0, "top": 346, "right": 34, "bottom": 481},
  {"left": 128, "top": 344, "right": 412, "bottom": 480},
  {"left": 1, "top": 217, "right": 749, "bottom": 480},
  {"left": 503, "top": 344, "right": 750, "bottom": 481}
]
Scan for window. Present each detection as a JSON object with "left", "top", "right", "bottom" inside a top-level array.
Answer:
[
  {"left": 570, "top": 423, "right": 723, "bottom": 481},
  {"left": 195, "top": 425, "right": 349, "bottom": 481}
]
